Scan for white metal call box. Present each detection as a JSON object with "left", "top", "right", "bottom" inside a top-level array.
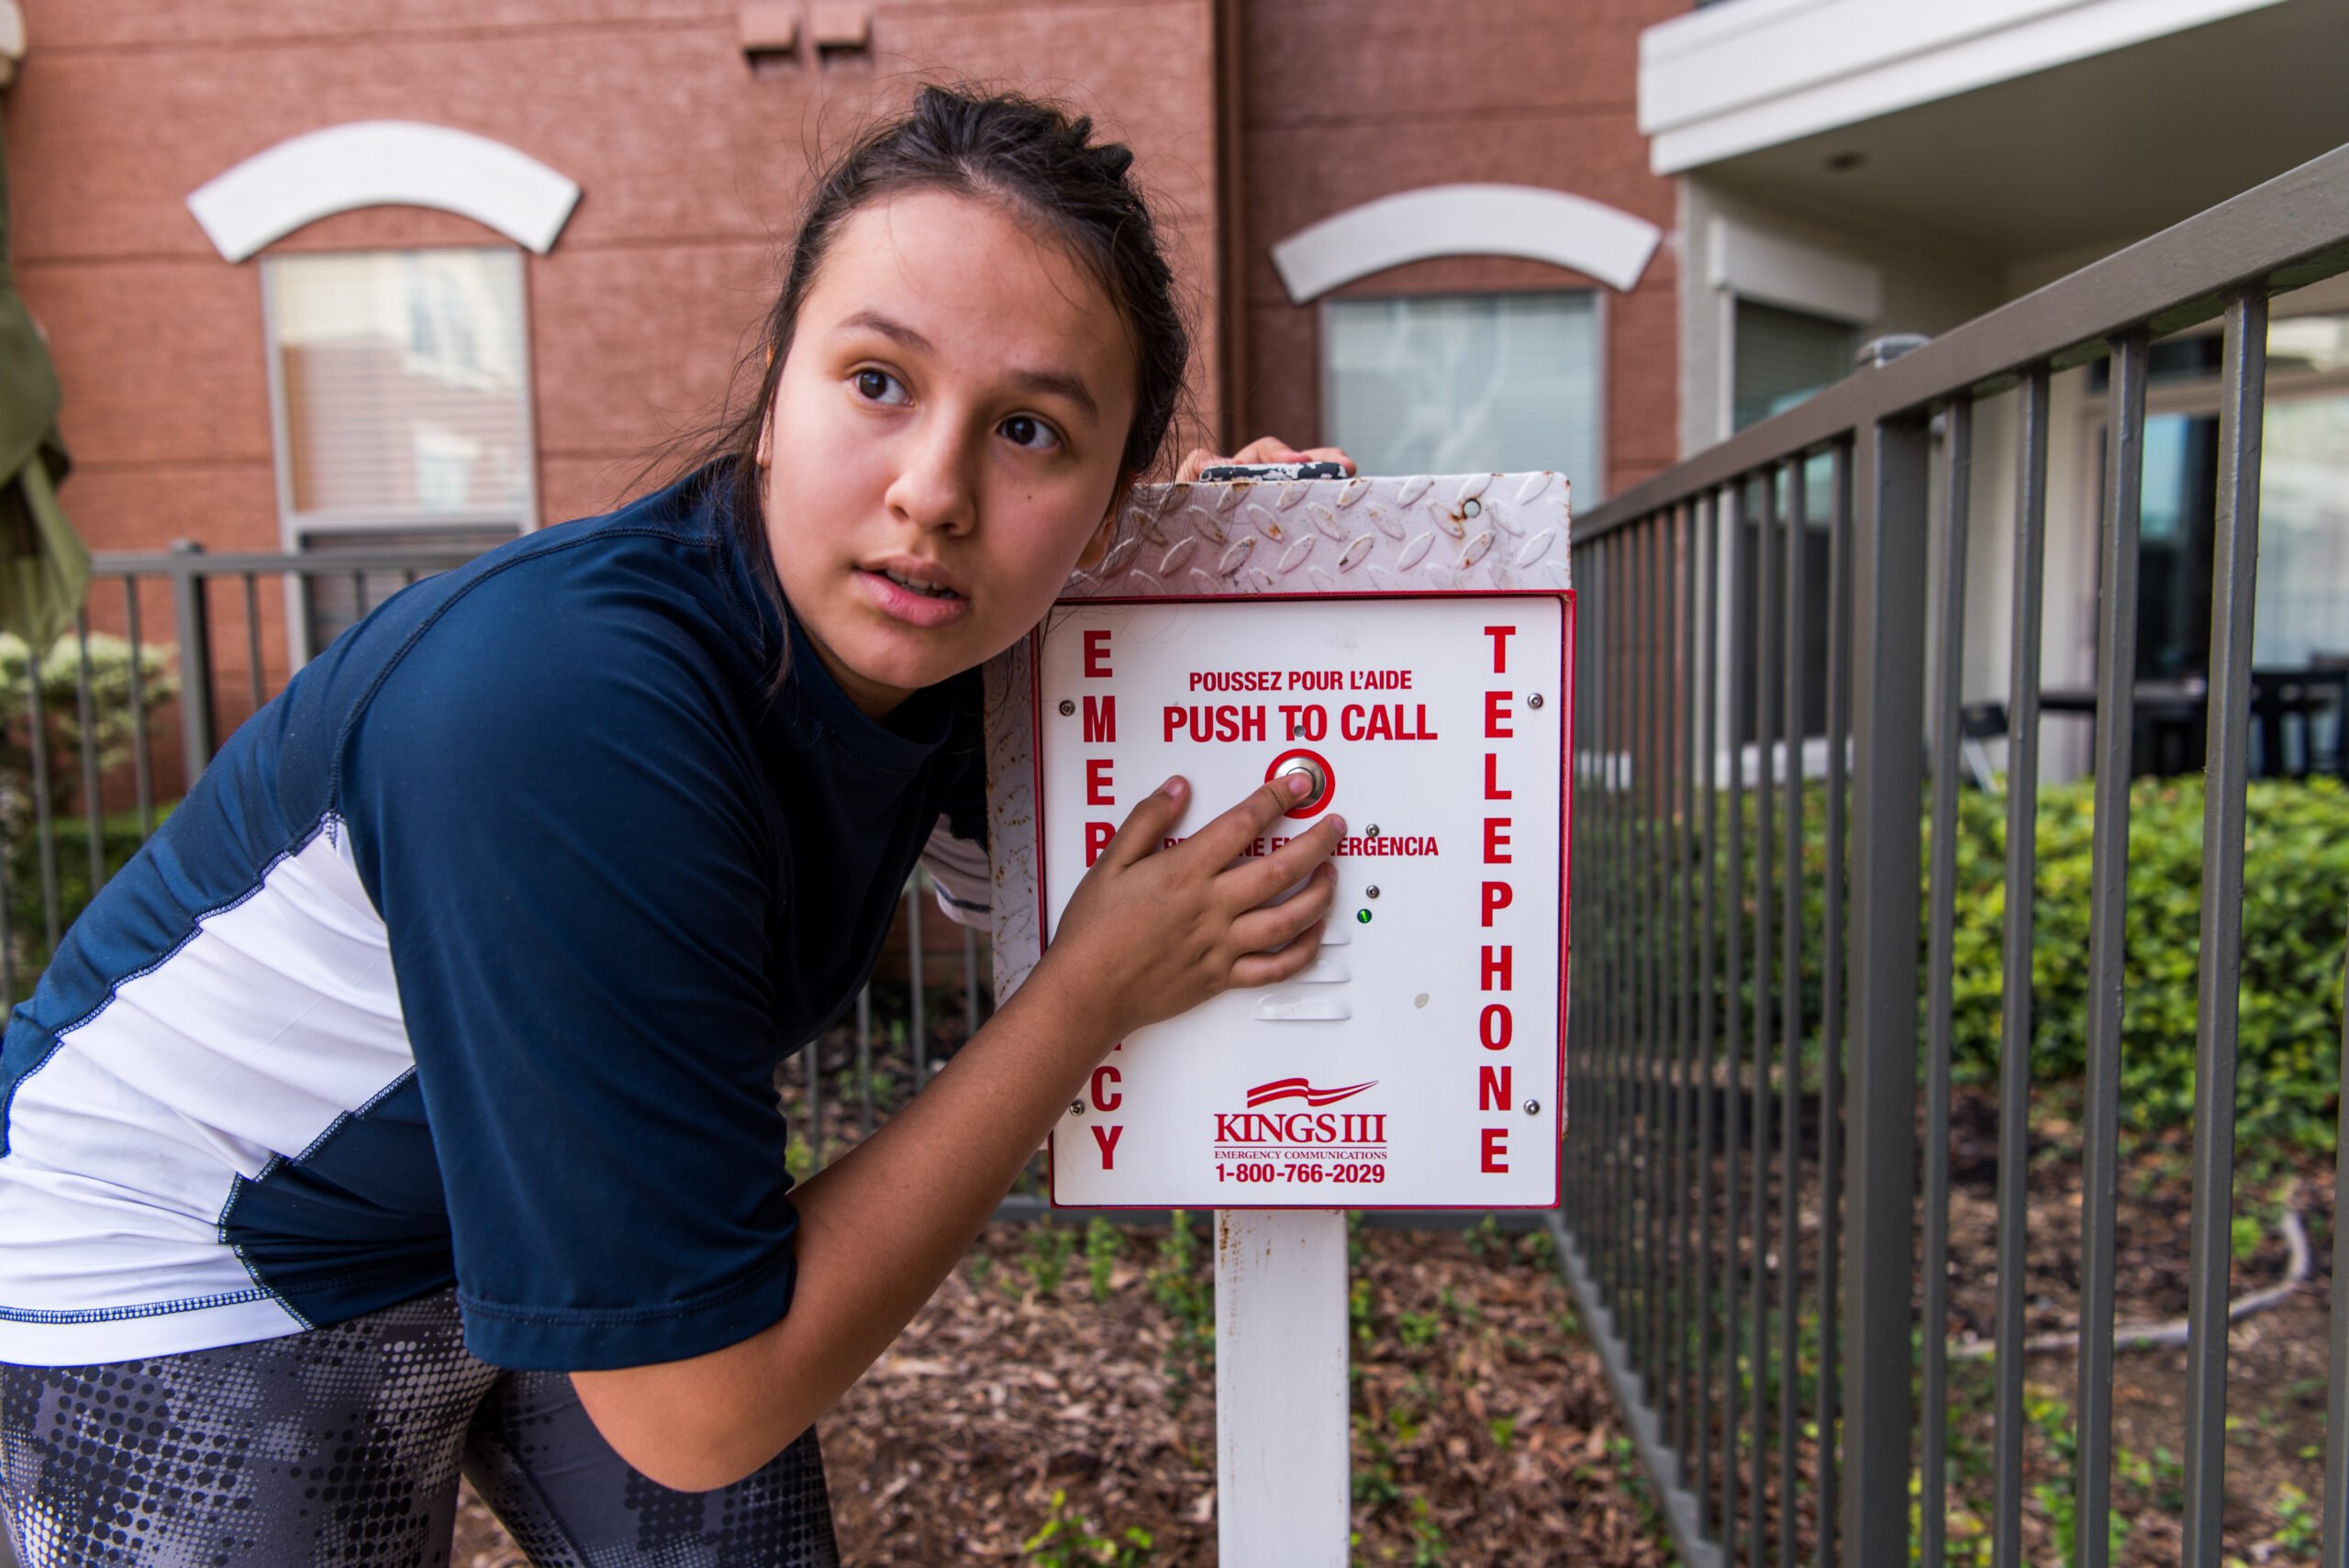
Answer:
[{"left": 1034, "top": 592, "right": 1570, "bottom": 1209}]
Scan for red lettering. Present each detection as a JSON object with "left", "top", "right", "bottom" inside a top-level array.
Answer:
[
  {"left": 1479, "top": 1065, "right": 1513, "bottom": 1112},
  {"left": 1083, "top": 695, "right": 1117, "bottom": 744},
  {"left": 1242, "top": 706, "right": 1266, "bottom": 742},
  {"left": 1485, "top": 690, "right": 1514, "bottom": 739},
  {"left": 1085, "top": 757, "right": 1115, "bottom": 806},
  {"left": 1484, "top": 818, "right": 1513, "bottom": 863},
  {"left": 1084, "top": 628, "right": 1111, "bottom": 678},
  {"left": 1085, "top": 821, "right": 1114, "bottom": 865},
  {"left": 1090, "top": 1065, "right": 1123, "bottom": 1113},
  {"left": 1484, "top": 625, "right": 1515, "bottom": 674},
  {"left": 1481, "top": 1127, "right": 1510, "bottom": 1173},
  {"left": 1480, "top": 1004, "right": 1513, "bottom": 1051},
  {"left": 1481, "top": 945, "right": 1513, "bottom": 991},
  {"left": 1484, "top": 752, "right": 1512, "bottom": 800},
  {"left": 1482, "top": 881, "right": 1513, "bottom": 926},
  {"left": 1091, "top": 1123, "right": 1123, "bottom": 1168}
]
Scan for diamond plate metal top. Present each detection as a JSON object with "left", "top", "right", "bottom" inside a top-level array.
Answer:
[{"left": 983, "top": 471, "right": 1571, "bottom": 1000}]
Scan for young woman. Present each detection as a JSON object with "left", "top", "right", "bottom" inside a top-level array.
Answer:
[{"left": 0, "top": 87, "right": 1350, "bottom": 1565}]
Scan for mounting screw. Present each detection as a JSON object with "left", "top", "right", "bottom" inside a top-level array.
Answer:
[
  {"left": 1527, "top": 693, "right": 1544, "bottom": 709},
  {"left": 1523, "top": 1098, "right": 1542, "bottom": 1116},
  {"left": 1365, "top": 824, "right": 1381, "bottom": 838},
  {"left": 1058, "top": 699, "right": 1074, "bottom": 716},
  {"left": 1365, "top": 884, "right": 1380, "bottom": 899},
  {"left": 1069, "top": 1100, "right": 1085, "bottom": 1117}
]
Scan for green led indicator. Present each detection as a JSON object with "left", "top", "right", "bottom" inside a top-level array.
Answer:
[{"left": 1355, "top": 908, "right": 1373, "bottom": 925}]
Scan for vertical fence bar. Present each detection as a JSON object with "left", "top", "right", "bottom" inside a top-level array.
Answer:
[
  {"left": 1630, "top": 522, "right": 1652, "bottom": 1385},
  {"left": 1992, "top": 367, "right": 2052, "bottom": 1568},
  {"left": 1597, "top": 530, "right": 1616, "bottom": 1314},
  {"left": 963, "top": 923, "right": 981, "bottom": 1042},
  {"left": 74, "top": 612, "right": 106, "bottom": 899},
  {"left": 169, "top": 542, "right": 216, "bottom": 785},
  {"left": 1779, "top": 457, "right": 1808, "bottom": 1568},
  {"left": 242, "top": 574, "right": 265, "bottom": 712},
  {"left": 2181, "top": 290, "right": 2266, "bottom": 1568},
  {"left": 1672, "top": 500, "right": 1694, "bottom": 1471},
  {"left": 856, "top": 984, "right": 874, "bottom": 1137},
  {"left": 1751, "top": 468, "right": 1779, "bottom": 1568},
  {"left": 2328, "top": 939, "right": 2349, "bottom": 1568},
  {"left": 1922, "top": 397, "right": 1976, "bottom": 1568},
  {"left": 1647, "top": 515, "right": 1670, "bottom": 1389},
  {"left": 26, "top": 649, "right": 60, "bottom": 956},
  {"left": 807, "top": 1018, "right": 826, "bottom": 1169},
  {"left": 2076, "top": 330, "right": 2148, "bottom": 1568},
  {"left": 1601, "top": 528, "right": 1624, "bottom": 1314},
  {"left": 123, "top": 579, "right": 154, "bottom": 840},
  {"left": 1578, "top": 539, "right": 1600, "bottom": 1252},
  {"left": 1723, "top": 480, "right": 1749, "bottom": 1558},
  {"left": 1840, "top": 414, "right": 1930, "bottom": 1566},
  {"left": 1698, "top": 490, "right": 1721, "bottom": 1542},
  {"left": 1645, "top": 513, "right": 1669, "bottom": 1395},
  {"left": 907, "top": 874, "right": 929, "bottom": 1089},
  {"left": 1815, "top": 439, "right": 1854, "bottom": 1568},
  {"left": 1568, "top": 540, "right": 1592, "bottom": 1240}
]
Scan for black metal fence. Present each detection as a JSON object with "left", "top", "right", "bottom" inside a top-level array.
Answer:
[{"left": 1562, "top": 143, "right": 2349, "bottom": 1567}]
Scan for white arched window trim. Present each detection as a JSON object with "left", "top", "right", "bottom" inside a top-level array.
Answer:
[
  {"left": 1269, "top": 183, "right": 1663, "bottom": 303},
  {"left": 186, "top": 122, "right": 581, "bottom": 262}
]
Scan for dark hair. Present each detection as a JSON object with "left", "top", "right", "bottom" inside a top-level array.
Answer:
[{"left": 696, "top": 84, "right": 1191, "bottom": 601}]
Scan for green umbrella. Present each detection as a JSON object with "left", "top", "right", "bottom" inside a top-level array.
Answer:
[{"left": 0, "top": 117, "right": 85, "bottom": 652}]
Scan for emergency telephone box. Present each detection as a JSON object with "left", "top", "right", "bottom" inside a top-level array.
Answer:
[{"left": 982, "top": 472, "right": 1573, "bottom": 1211}]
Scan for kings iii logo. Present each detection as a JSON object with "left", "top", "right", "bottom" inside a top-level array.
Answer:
[{"left": 1214, "top": 1078, "right": 1386, "bottom": 1146}]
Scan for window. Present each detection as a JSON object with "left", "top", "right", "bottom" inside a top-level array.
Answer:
[
  {"left": 1322, "top": 293, "right": 1601, "bottom": 498},
  {"left": 263, "top": 248, "right": 534, "bottom": 651},
  {"left": 1732, "top": 299, "right": 1854, "bottom": 431}
]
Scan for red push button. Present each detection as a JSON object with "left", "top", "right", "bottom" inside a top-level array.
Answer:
[{"left": 1265, "top": 747, "right": 1335, "bottom": 818}]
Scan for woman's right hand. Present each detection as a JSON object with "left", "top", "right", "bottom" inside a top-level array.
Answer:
[{"left": 1030, "top": 772, "right": 1344, "bottom": 1047}]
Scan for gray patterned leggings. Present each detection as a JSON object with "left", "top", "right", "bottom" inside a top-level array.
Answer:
[{"left": 0, "top": 1289, "right": 838, "bottom": 1567}]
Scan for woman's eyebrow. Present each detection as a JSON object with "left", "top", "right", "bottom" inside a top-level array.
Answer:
[{"left": 837, "top": 308, "right": 1098, "bottom": 423}]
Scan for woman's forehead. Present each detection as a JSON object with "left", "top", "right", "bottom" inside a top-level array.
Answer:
[{"left": 802, "top": 191, "right": 1137, "bottom": 406}]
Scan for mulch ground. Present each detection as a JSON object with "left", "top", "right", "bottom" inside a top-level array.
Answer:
[
  {"left": 451, "top": 1218, "right": 1672, "bottom": 1566},
  {"left": 1931, "top": 1086, "right": 2335, "bottom": 1566}
]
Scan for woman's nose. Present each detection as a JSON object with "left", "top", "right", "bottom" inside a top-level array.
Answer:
[{"left": 885, "top": 423, "right": 978, "bottom": 534}]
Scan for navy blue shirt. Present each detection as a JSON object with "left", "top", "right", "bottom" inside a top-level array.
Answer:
[{"left": 0, "top": 468, "right": 983, "bottom": 1370}]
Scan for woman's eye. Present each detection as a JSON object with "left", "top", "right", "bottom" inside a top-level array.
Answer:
[
  {"left": 854, "top": 369, "right": 907, "bottom": 405},
  {"left": 1000, "top": 415, "right": 1061, "bottom": 451}
]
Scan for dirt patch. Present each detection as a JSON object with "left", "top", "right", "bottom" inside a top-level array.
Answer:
[
  {"left": 1929, "top": 1086, "right": 2333, "bottom": 1565},
  {"left": 451, "top": 1219, "right": 1673, "bottom": 1566}
]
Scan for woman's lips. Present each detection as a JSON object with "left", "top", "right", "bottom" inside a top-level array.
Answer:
[{"left": 854, "top": 565, "right": 972, "bottom": 628}]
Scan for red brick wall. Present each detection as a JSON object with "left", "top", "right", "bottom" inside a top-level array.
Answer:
[
  {"left": 8, "top": 0, "right": 1224, "bottom": 554},
  {"left": 1233, "top": 0, "right": 1682, "bottom": 502}
]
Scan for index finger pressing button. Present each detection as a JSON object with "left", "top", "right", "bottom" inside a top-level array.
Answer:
[{"left": 1264, "top": 748, "right": 1334, "bottom": 819}]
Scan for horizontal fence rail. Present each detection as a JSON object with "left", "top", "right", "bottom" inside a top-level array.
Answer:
[{"left": 1563, "top": 141, "right": 2349, "bottom": 1566}]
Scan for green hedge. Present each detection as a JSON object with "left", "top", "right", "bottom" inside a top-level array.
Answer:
[
  {"left": 1579, "top": 774, "right": 2349, "bottom": 1155},
  {"left": 1943, "top": 774, "right": 2349, "bottom": 1152}
]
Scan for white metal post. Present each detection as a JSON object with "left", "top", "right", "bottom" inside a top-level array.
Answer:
[{"left": 1216, "top": 1207, "right": 1350, "bottom": 1563}]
